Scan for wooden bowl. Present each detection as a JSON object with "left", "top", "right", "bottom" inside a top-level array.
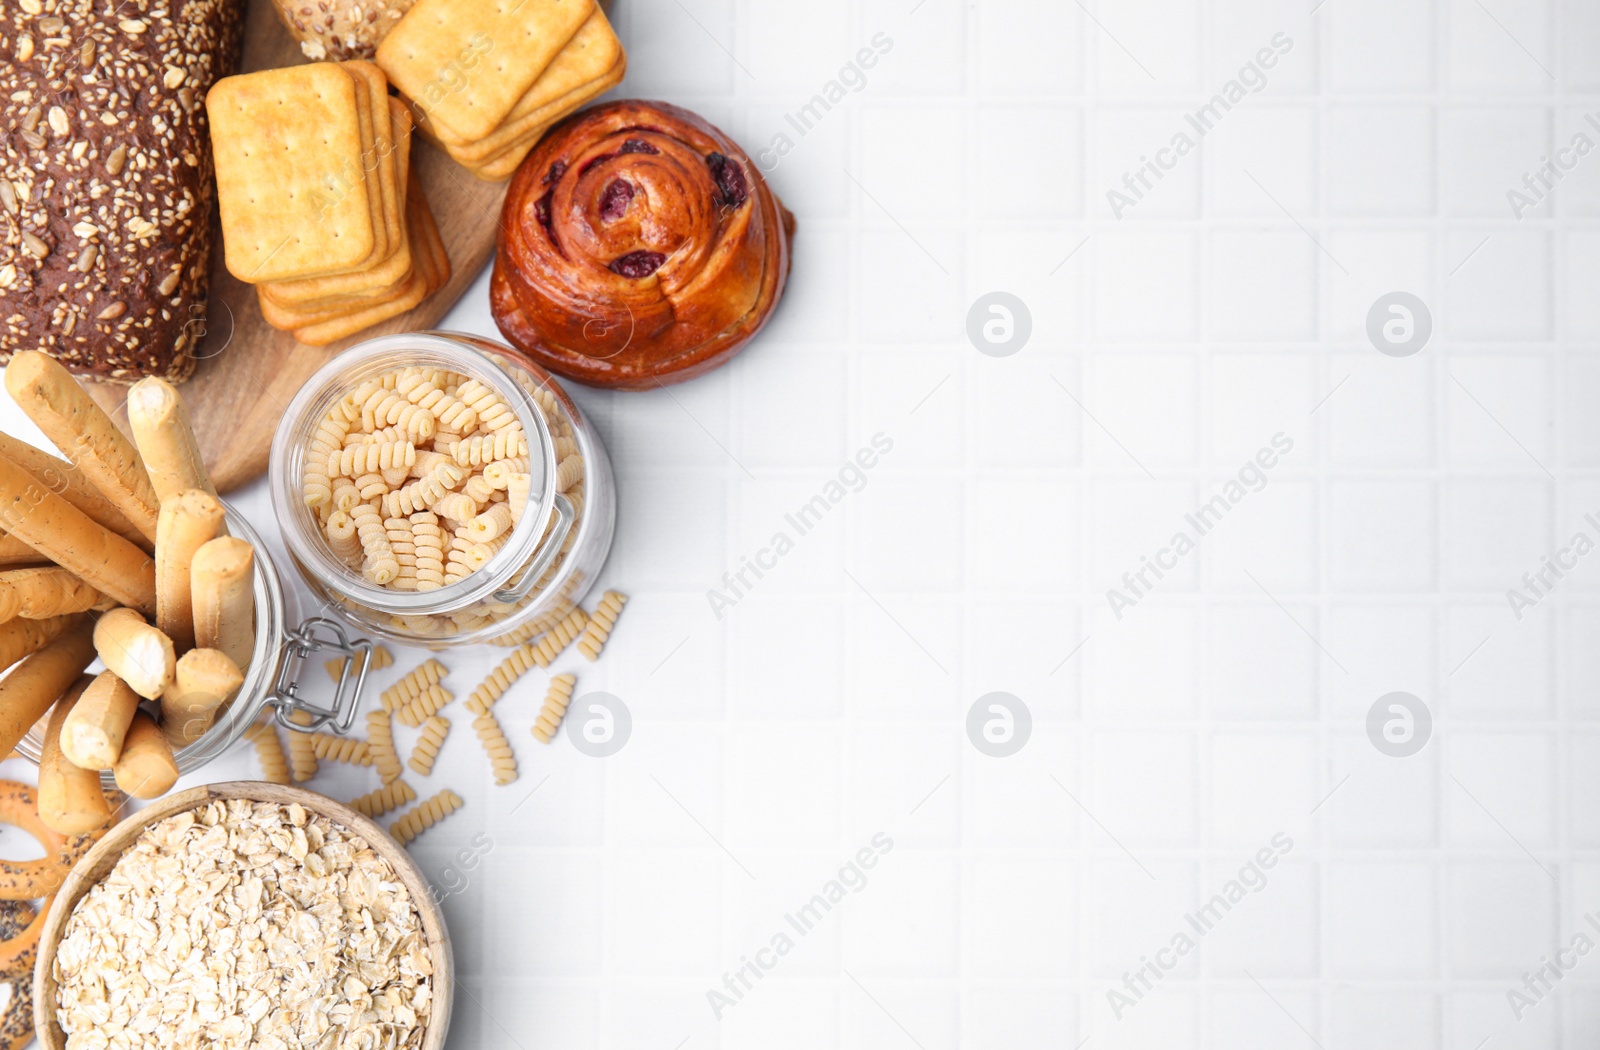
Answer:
[{"left": 32, "top": 782, "right": 453, "bottom": 1050}]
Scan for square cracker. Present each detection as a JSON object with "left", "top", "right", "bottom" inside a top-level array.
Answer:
[
  {"left": 264, "top": 100, "right": 417, "bottom": 307},
  {"left": 288, "top": 179, "right": 447, "bottom": 345},
  {"left": 378, "top": 0, "right": 593, "bottom": 143},
  {"left": 453, "top": 52, "right": 624, "bottom": 179},
  {"left": 344, "top": 61, "right": 403, "bottom": 262},
  {"left": 343, "top": 65, "right": 390, "bottom": 269},
  {"left": 427, "top": 7, "right": 621, "bottom": 157},
  {"left": 209, "top": 64, "right": 375, "bottom": 283},
  {"left": 406, "top": 173, "right": 452, "bottom": 293}
]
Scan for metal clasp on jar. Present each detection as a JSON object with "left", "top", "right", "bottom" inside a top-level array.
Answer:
[{"left": 269, "top": 617, "right": 373, "bottom": 734}]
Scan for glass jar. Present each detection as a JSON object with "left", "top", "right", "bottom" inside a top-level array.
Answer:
[
  {"left": 268, "top": 331, "right": 616, "bottom": 648},
  {"left": 14, "top": 505, "right": 375, "bottom": 778}
]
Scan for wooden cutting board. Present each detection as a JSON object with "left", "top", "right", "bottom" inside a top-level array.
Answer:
[{"left": 85, "top": 0, "right": 510, "bottom": 494}]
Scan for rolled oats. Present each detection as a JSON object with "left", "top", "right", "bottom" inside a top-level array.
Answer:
[{"left": 53, "top": 799, "right": 433, "bottom": 1050}]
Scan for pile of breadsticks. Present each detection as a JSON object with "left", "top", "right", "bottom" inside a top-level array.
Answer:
[{"left": 0, "top": 352, "right": 256, "bottom": 834}]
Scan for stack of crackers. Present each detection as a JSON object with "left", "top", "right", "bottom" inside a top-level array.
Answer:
[
  {"left": 207, "top": 61, "right": 451, "bottom": 346},
  {"left": 377, "top": 0, "right": 625, "bottom": 182}
]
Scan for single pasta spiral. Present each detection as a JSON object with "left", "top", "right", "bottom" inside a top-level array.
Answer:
[
  {"left": 467, "top": 503, "right": 514, "bottom": 543},
  {"left": 555, "top": 454, "right": 584, "bottom": 492},
  {"left": 433, "top": 492, "right": 479, "bottom": 523},
  {"left": 455, "top": 379, "right": 517, "bottom": 432},
  {"left": 472, "top": 711, "right": 518, "bottom": 785},
  {"left": 381, "top": 657, "right": 448, "bottom": 712},
  {"left": 350, "top": 778, "right": 417, "bottom": 818},
  {"left": 506, "top": 473, "right": 531, "bottom": 524},
  {"left": 329, "top": 440, "right": 417, "bottom": 477},
  {"left": 409, "top": 715, "right": 450, "bottom": 777},
  {"left": 325, "top": 511, "right": 361, "bottom": 566},
  {"left": 244, "top": 722, "right": 290, "bottom": 785},
  {"left": 531, "top": 607, "right": 591, "bottom": 667},
  {"left": 309, "top": 732, "right": 373, "bottom": 766},
  {"left": 532, "top": 673, "right": 576, "bottom": 743},
  {"left": 452, "top": 431, "right": 528, "bottom": 467},
  {"left": 366, "top": 708, "right": 404, "bottom": 784},
  {"left": 396, "top": 682, "right": 453, "bottom": 728},
  {"left": 384, "top": 461, "right": 466, "bottom": 518},
  {"left": 390, "top": 788, "right": 464, "bottom": 845},
  {"left": 350, "top": 502, "right": 399, "bottom": 584},
  {"left": 399, "top": 369, "right": 480, "bottom": 432},
  {"left": 464, "top": 644, "right": 539, "bottom": 715},
  {"left": 286, "top": 712, "right": 318, "bottom": 782},
  {"left": 576, "top": 590, "right": 628, "bottom": 661}
]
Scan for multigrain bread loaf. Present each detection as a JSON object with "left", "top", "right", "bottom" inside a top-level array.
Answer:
[
  {"left": 272, "top": 0, "right": 417, "bottom": 61},
  {"left": 0, "top": 0, "right": 245, "bottom": 383}
]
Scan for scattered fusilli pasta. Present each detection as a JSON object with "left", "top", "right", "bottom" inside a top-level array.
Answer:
[
  {"left": 395, "top": 682, "right": 453, "bottom": 728},
  {"left": 390, "top": 788, "right": 464, "bottom": 845},
  {"left": 472, "top": 711, "right": 517, "bottom": 786},
  {"left": 244, "top": 721, "right": 290, "bottom": 785},
  {"left": 309, "top": 732, "right": 373, "bottom": 766},
  {"left": 532, "top": 674, "right": 576, "bottom": 743},
  {"left": 464, "top": 644, "right": 539, "bottom": 715},
  {"left": 350, "top": 778, "right": 417, "bottom": 818},
  {"left": 409, "top": 715, "right": 450, "bottom": 777},
  {"left": 577, "top": 590, "right": 628, "bottom": 661},
  {"left": 531, "top": 607, "right": 590, "bottom": 667},
  {"left": 366, "top": 708, "right": 404, "bottom": 785},
  {"left": 381, "top": 658, "right": 448, "bottom": 712}
]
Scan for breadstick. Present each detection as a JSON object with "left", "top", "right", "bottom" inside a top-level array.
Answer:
[
  {"left": 190, "top": 537, "right": 254, "bottom": 670},
  {"left": 4, "top": 350, "right": 160, "bottom": 543},
  {"left": 113, "top": 712, "right": 179, "bottom": 799},
  {"left": 0, "top": 613, "right": 79, "bottom": 675},
  {"left": 154, "top": 490, "right": 223, "bottom": 650},
  {"left": 0, "top": 454, "right": 155, "bottom": 614},
  {"left": 0, "top": 430, "right": 148, "bottom": 551},
  {"left": 0, "top": 567, "right": 107, "bottom": 622},
  {"left": 39, "top": 676, "right": 112, "bottom": 835},
  {"left": 161, "top": 648, "right": 243, "bottom": 746},
  {"left": 60, "top": 671, "right": 141, "bottom": 770},
  {"left": 92, "top": 608, "right": 175, "bottom": 700},
  {"left": 126, "top": 378, "right": 216, "bottom": 503},
  {"left": 0, "top": 532, "right": 47, "bottom": 566},
  {"left": 0, "top": 619, "right": 96, "bottom": 757}
]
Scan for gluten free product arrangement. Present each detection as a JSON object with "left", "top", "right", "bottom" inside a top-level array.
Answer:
[{"left": 0, "top": 0, "right": 797, "bottom": 1044}]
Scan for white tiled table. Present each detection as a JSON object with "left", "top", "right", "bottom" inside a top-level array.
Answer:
[{"left": 4, "top": 0, "right": 1598, "bottom": 1045}]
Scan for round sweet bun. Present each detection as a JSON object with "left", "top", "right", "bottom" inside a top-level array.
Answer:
[{"left": 491, "top": 100, "right": 795, "bottom": 389}]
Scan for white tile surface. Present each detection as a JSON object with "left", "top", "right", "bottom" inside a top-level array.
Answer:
[{"left": 0, "top": 0, "right": 1592, "bottom": 1045}]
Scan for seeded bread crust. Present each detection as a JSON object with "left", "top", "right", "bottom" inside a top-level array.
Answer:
[
  {"left": 273, "top": 0, "right": 416, "bottom": 62},
  {"left": 0, "top": 0, "right": 245, "bottom": 383}
]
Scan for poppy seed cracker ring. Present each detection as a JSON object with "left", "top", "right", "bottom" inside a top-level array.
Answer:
[
  {"left": 0, "top": 783, "right": 67, "bottom": 902},
  {"left": 0, "top": 899, "right": 41, "bottom": 982}
]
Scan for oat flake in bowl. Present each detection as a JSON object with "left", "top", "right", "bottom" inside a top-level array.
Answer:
[{"left": 51, "top": 798, "right": 433, "bottom": 1049}]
